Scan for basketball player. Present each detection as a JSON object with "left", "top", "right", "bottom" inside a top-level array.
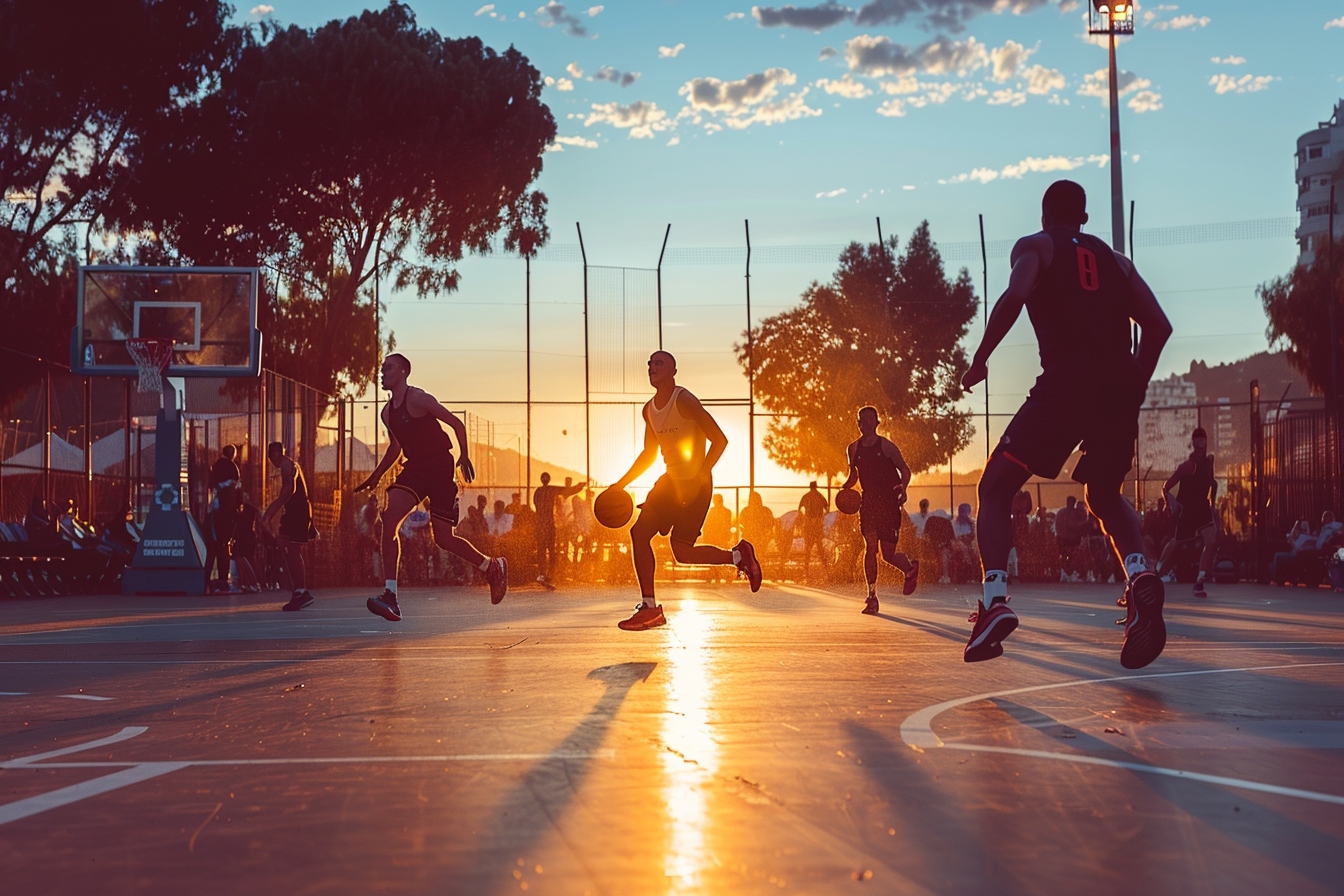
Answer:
[
  {"left": 1156, "top": 426, "right": 1218, "bottom": 598},
  {"left": 355, "top": 353, "right": 506, "bottom": 621},
  {"left": 606, "top": 350, "right": 762, "bottom": 631},
  {"left": 840, "top": 406, "right": 919, "bottom": 615},
  {"left": 961, "top": 180, "right": 1173, "bottom": 668},
  {"left": 263, "top": 442, "right": 315, "bottom": 611},
  {"left": 207, "top": 444, "right": 241, "bottom": 592}
]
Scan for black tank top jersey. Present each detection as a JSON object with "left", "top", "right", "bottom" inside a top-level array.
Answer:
[
  {"left": 386, "top": 391, "right": 452, "bottom": 464},
  {"left": 1176, "top": 454, "right": 1215, "bottom": 509},
  {"left": 1025, "top": 230, "right": 1133, "bottom": 383},
  {"left": 855, "top": 437, "right": 902, "bottom": 494}
]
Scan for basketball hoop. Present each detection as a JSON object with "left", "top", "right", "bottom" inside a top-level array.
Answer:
[{"left": 126, "top": 338, "right": 174, "bottom": 393}]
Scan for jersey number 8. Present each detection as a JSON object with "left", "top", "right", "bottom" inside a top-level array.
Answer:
[{"left": 1076, "top": 246, "right": 1100, "bottom": 292}]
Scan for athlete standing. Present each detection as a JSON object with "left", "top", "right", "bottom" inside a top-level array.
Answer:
[
  {"left": 1156, "top": 426, "right": 1219, "bottom": 598},
  {"left": 355, "top": 353, "right": 507, "bottom": 620},
  {"left": 961, "top": 180, "right": 1173, "bottom": 668},
  {"left": 604, "top": 351, "right": 762, "bottom": 631},
  {"left": 839, "top": 406, "right": 919, "bottom": 615}
]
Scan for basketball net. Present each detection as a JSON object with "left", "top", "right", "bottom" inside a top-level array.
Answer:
[{"left": 126, "top": 338, "right": 175, "bottom": 394}]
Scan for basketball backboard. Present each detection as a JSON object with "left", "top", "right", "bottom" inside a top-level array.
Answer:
[{"left": 72, "top": 266, "right": 262, "bottom": 377}]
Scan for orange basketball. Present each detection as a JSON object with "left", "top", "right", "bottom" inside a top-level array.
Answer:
[
  {"left": 835, "top": 488, "right": 861, "bottom": 515},
  {"left": 594, "top": 488, "right": 634, "bottom": 529}
]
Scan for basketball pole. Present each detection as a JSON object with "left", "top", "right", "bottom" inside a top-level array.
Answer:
[
  {"left": 656, "top": 224, "right": 670, "bottom": 351},
  {"left": 577, "top": 222, "right": 590, "bottom": 486}
]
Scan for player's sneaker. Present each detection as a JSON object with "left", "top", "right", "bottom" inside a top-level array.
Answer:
[
  {"left": 964, "top": 598, "right": 1018, "bottom": 663},
  {"left": 1192, "top": 578, "right": 1208, "bottom": 599},
  {"left": 902, "top": 559, "right": 920, "bottom": 596},
  {"left": 734, "top": 540, "right": 762, "bottom": 592},
  {"left": 1120, "top": 571, "right": 1166, "bottom": 669},
  {"left": 365, "top": 591, "right": 400, "bottom": 620},
  {"left": 366, "top": 589, "right": 401, "bottom": 621},
  {"left": 485, "top": 557, "right": 508, "bottom": 604},
  {"left": 862, "top": 596, "right": 880, "bottom": 615},
  {"left": 618, "top": 602, "right": 666, "bottom": 631},
  {"left": 282, "top": 591, "right": 314, "bottom": 612},
  {"left": 536, "top": 574, "right": 556, "bottom": 591}
]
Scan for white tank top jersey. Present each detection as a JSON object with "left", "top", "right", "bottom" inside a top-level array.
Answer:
[{"left": 644, "top": 386, "right": 706, "bottom": 481}]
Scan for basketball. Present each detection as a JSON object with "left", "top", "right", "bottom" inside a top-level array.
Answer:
[
  {"left": 594, "top": 488, "right": 634, "bottom": 529},
  {"left": 835, "top": 488, "right": 861, "bottom": 515}
]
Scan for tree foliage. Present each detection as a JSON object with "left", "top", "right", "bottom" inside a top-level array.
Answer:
[
  {"left": 110, "top": 2, "right": 556, "bottom": 397},
  {"left": 738, "top": 222, "right": 977, "bottom": 478},
  {"left": 1258, "top": 235, "right": 1344, "bottom": 396}
]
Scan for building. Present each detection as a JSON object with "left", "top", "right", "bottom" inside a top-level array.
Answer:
[
  {"left": 1295, "top": 98, "right": 1344, "bottom": 267},
  {"left": 1139, "top": 373, "right": 1198, "bottom": 476}
]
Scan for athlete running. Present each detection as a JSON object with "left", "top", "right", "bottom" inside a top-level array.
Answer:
[
  {"left": 961, "top": 180, "right": 1173, "bottom": 668},
  {"left": 263, "top": 442, "right": 316, "bottom": 611},
  {"left": 604, "top": 350, "right": 762, "bottom": 631},
  {"left": 1156, "top": 426, "right": 1219, "bottom": 598},
  {"left": 839, "top": 406, "right": 919, "bottom": 615},
  {"left": 355, "top": 353, "right": 507, "bottom": 620}
]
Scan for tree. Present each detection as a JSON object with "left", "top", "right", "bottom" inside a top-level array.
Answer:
[
  {"left": 1258, "top": 234, "right": 1344, "bottom": 396},
  {"left": 111, "top": 2, "right": 556, "bottom": 397},
  {"left": 738, "top": 222, "right": 977, "bottom": 478},
  {"left": 0, "top": 0, "right": 233, "bottom": 402}
]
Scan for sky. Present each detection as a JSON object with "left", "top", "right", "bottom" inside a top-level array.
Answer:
[{"left": 238, "top": 1, "right": 1344, "bottom": 489}]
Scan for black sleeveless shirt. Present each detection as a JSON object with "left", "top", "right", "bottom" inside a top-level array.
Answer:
[
  {"left": 386, "top": 391, "right": 452, "bottom": 464},
  {"left": 1025, "top": 230, "right": 1133, "bottom": 386},
  {"left": 1176, "top": 454, "right": 1215, "bottom": 510},
  {"left": 855, "top": 437, "right": 902, "bottom": 495}
]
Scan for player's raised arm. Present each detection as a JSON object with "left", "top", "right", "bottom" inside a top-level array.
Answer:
[
  {"left": 963, "top": 234, "right": 1044, "bottom": 392},
  {"left": 613, "top": 407, "right": 661, "bottom": 490}
]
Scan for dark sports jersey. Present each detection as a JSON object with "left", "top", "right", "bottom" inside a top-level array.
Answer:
[
  {"left": 533, "top": 484, "right": 560, "bottom": 531},
  {"left": 1176, "top": 454, "right": 1215, "bottom": 511},
  {"left": 386, "top": 391, "right": 452, "bottom": 464},
  {"left": 285, "top": 460, "right": 310, "bottom": 512},
  {"left": 1025, "top": 230, "right": 1133, "bottom": 383},
  {"left": 855, "top": 437, "right": 902, "bottom": 497},
  {"left": 211, "top": 457, "right": 240, "bottom": 508}
]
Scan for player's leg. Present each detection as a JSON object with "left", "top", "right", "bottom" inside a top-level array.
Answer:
[
  {"left": 667, "top": 482, "right": 760, "bottom": 590},
  {"left": 1155, "top": 533, "right": 1181, "bottom": 578},
  {"left": 1085, "top": 479, "right": 1166, "bottom": 669},
  {"left": 1193, "top": 522, "right": 1217, "bottom": 597},
  {"left": 964, "top": 453, "right": 1030, "bottom": 661},
  {"left": 861, "top": 531, "right": 881, "bottom": 613},
  {"left": 878, "top": 539, "right": 917, "bottom": 585},
  {"left": 367, "top": 487, "right": 418, "bottom": 620},
  {"left": 630, "top": 512, "right": 660, "bottom": 604}
]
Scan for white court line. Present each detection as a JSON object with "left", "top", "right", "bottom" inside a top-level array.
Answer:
[
  {"left": 899, "top": 662, "right": 1344, "bottom": 807},
  {"left": 56, "top": 694, "right": 113, "bottom": 701},
  {"left": 8, "top": 726, "right": 148, "bottom": 766},
  {"left": 0, "top": 762, "right": 190, "bottom": 825},
  {"left": 3, "top": 751, "right": 617, "bottom": 770}
]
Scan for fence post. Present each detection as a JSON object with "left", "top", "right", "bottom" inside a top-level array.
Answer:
[{"left": 1249, "top": 379, "right": 1261, "bottom": 580}]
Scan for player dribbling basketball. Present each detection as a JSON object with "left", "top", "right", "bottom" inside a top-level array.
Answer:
[
  {"left": 840, "top": 406, "right": 919, "bottom": 615},
  {"left": 604, "top": 351, "right": 762, "bottom": 630}
]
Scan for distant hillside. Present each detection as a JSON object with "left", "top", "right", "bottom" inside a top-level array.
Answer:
[{"left": 1183, "top": 351, "right": 1314, "bottom": 405}]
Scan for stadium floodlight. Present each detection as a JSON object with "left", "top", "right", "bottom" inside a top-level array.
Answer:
[{"left": 1089, "top": 1, "right": 1136, "bottom": 34}]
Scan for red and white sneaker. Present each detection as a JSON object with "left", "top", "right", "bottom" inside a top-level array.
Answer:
[
  {"left": 902, "top": 559, "right": 920, "bottom": 596},
  {"left": 617, "top": 602, "right": 666, "bottom": 631},
  {"left": 964, "top": 598, "right": 1018, "bottom": 663},
  {"left": 862, "top": 595, "right": 880, "bottom": 615},
  {"left": 366, "top": 589, "right": 400, "bottom": 621},
  {"left": 485, "top": 557, "right": 508, "bottom": 605},
  {"left": 1120, "top": 571, "right": 1166, "bottom": 669},
  {"left": 734, "top": 540, "right": 762, "bottom": 592}
]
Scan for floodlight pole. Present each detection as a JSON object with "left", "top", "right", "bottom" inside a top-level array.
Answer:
[
  {"left": 656, "top": 224, "right": 670, "bottom": 351},
  {"left": 1106, "top": 25, "right": 1125, "bottom": 252},
  {"left": 577, "top": 222, "right": 590, "bottom": 484},
  {"left": 526, "top": 252, "right": 532, "bottom": 501},
  {"left": 744, "top": 219, "right": 755, "bottom": 496}
]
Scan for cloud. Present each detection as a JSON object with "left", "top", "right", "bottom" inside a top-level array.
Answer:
[
  {"left": 536, "top": 2, "right": 588, "bottom": 36},
  {"left": 474, "top": 4, "right": 494, "bottom": 14},
  {"left": 815, "top": 187, "right": 848, "bottom": 198},
  {"left": 818, "top": 45, "right": 838, "bottom": 59},
  {"left": 548, "top": 135, "right": 599, "bottom": 151},
  {"left": 584, "top": 100, "right": 671, "bottom": 138},
  {"left": 593, "top": 65, "right": 640, "bottom": 87},
  {"left": 566, "top": 61, "right": 584, "bottom": 78},
  {"left": 749, "top": 0, "right": 1051, "bottom": 33},
  {"left": 659, "top": 43, "right": 686, "bottom": 58},
  {"left": 989, "top": 88, "right": 1026, "bottom": 106},
  {"left": 1078, "top": 68, "right": 1159, "bottom": 111},
  {"left": 726, "top": 11, "right": 746, "bottom": 19},
  {"left": 1209, "top": 73, "right": 1275, "bottom": 95},
  {"left": 876, "top": 98, "right": 906, "bottom": 117},
  {"left": 250, "top": 3, "right": 273, "bottom": 15},
  {"left": 940, "top": 152, "right": 1107, "bottom": 184},
  {"left": 544, "top": 76, "right": 575, "bottom": 91},
  {"left": 1058, "top": 0, "right": 1078, "bottom": 11},
  {"left": 1022, "top": 64, "right": 1065, "bottom": 94},
  {"left": 588, "top": 4, "right": 603, "bottom": 14},
  {"left": 753, "top": 2, "right": 852, "bottom": 30},
  {"left": 1151, "top": 14, "right": 1210, "bottom": 30},
  {"left": 1211, "top": 55, "right": 1246, "bottom": 65},
  {"left": 988, "top": 39, "right": 1031, "bottom": 82},
  {"left": 817, "top": 73, "right": 872, "bottom": 98},
  {"left": 1326, "top": 15, "right": 1344, "bottom": 29},
  {"left": 846, "top": 33, "right": 989, "bottom": 78},
  {"left": 679, "top": 68, "right": 823, "bottom": 129}
]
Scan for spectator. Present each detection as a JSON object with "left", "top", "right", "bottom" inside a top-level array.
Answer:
[
  {"left": 1318, "top": 510, "right": 1343, "bottom": 550},
  {"left": 571, "top": 489, "right": 595, "bottom": 565},
  {"left": 798, "top": 482, "right": 829, "bottom": 576},
  {"left": 740, "top": 492, "right": 776, "bottom": 561},
  {"left": 356, "top": 493, "right": 382, "bottom": 582},
  {"left": 206, "top": 444, "right": 241, "bottom": 592},
  {"left": 1056, "top": 495, "right": 1086, "bottom": 581},
  {"left": 532, "top": 471, "right": 585, "bottom": 586},
  {"left": 487, "top": 499, "right": 514, "bottom": 538},
  {"left": 910, "top": 498, "right": 932, "bottom": 537},
  {"left": 1271, "top": 519, "right": 1317, "bottom": 584},
  {"left": 703, "top": 493, "right": 733, "bottom": 548},
  {"left": 24, "top": 496, "right": 57, "bottom": 545},
  {"left": 922, "top": 512, "right": 955, "bottom": 583}
]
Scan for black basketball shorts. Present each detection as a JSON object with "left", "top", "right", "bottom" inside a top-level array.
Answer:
[
  {"left": 639, "top": 474, "right": 713, "bottom": 544},
  {"left": 860, "top": 496, "right": 901, "bottom": 544},
  {"left": 389, "top": 458, "right": 461, "bottom": 525},
  {"left": 996, "top": 376, "right": 1143, "bottom": 488}
]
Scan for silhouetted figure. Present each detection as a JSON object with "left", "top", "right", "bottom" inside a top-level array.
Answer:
[
  {"left": 797, "top": 481, "right": 830, "bottom": 577},
  {"left": 532, "top": 471, "right": 585, "bottom": 587},
  {"left": 840, "top": 406, "right": 918, "bottom": 616},
  {"left": 263, "top": 442, "right": 315, "bottom": 611},
  {"left": 1156, "top": 427, "right": 1219, "bottom": 598}
]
